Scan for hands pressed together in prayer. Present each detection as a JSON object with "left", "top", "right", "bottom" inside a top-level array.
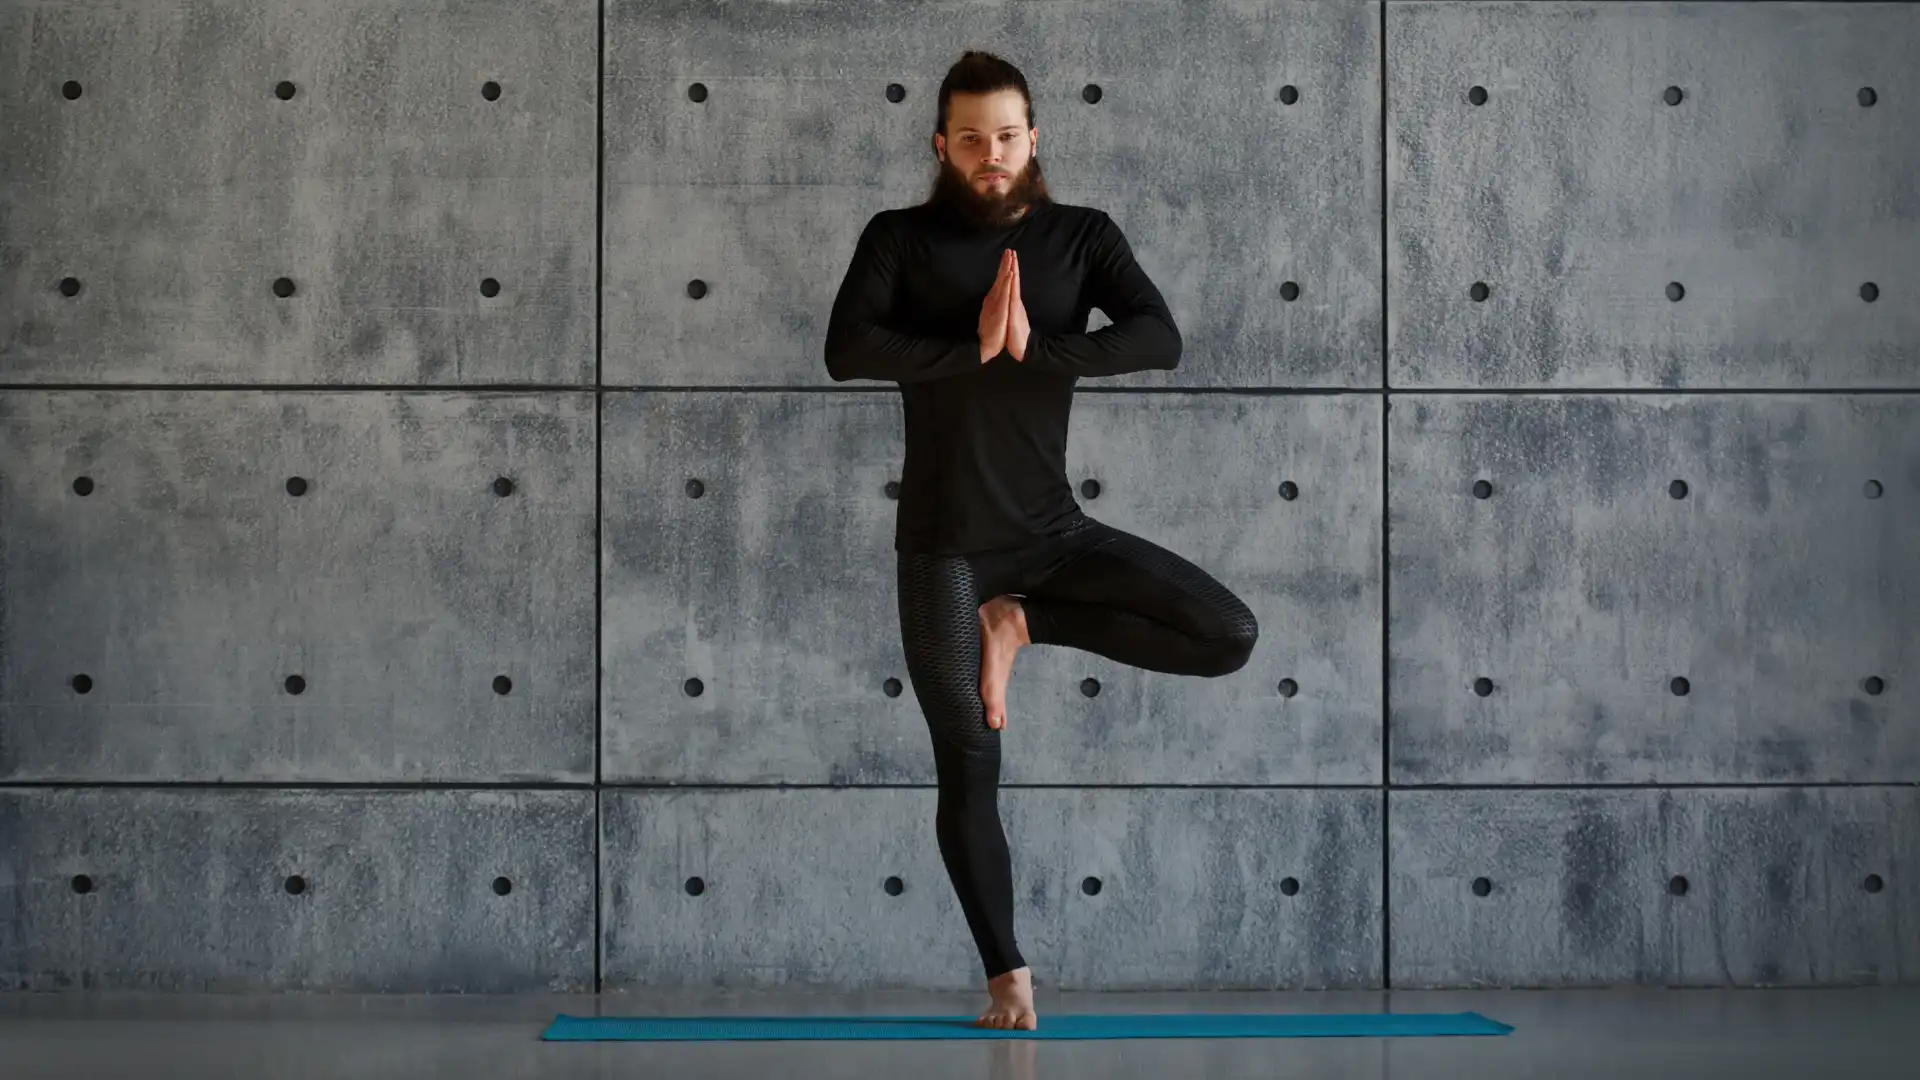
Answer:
[{"left": 976, "top": 248, "right": 1030, "bottom": 364}]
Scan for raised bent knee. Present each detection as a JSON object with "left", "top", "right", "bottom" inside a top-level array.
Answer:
[
  {"left": 1212, "top": 627, "right": 1257, "bottom": 675},
  {"left": 1205, "top": 599, "right": 1258, "bottom": 675}
]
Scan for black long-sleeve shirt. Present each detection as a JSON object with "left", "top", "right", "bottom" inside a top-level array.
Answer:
[{"left": 823, "top": 199, "right": 1181, "bottom": 554}]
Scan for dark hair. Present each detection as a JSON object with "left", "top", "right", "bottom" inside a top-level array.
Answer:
[{"left": 935, "top": 50, "right": 1034, "bottom": 139}]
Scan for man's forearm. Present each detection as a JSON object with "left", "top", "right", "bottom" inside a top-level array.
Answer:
[
  {"left": 824, "top": 322, "right": 983, "bottom": 383},
  {"left": 1022, "top": 317, "right": 1181, "bottom": 377}
]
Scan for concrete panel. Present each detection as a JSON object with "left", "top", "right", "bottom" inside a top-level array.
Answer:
[
  {"left": 1388, "top": 1, "right": 1920, "bottom": 388},
  {"left": 0, "top": 0, "right": 595, "bottom": 385},
  {"left": 0, "top": 391, "right": 597, "bottom": 782},
  {"left": 0, "top": 788, "right": 596, "bottom": 992},
  {"left": 599, "top": 392, "right": 1379, "bottom": 785},
  {"left": 602, "top": 786, "right": 1382, "bottom": 990},
  {"left": 1389, "top": 394, "right": 1919, "bottom": 785},
  {"left": 1389, "top": 787, "right": 1919, "bottom": 988},
  {"left": 603, "top": 0, "right": 1381, "bottom": 387}
]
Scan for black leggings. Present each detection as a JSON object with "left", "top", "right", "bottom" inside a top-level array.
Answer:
[{"left": 895, "top": 515, "right": 1260, "bottom": 979}]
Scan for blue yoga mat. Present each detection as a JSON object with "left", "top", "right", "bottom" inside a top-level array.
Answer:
[{"left": 541, "top": 1011, "right": 1513, "bottom": 1041}]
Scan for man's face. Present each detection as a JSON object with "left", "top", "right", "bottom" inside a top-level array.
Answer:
[{"left": 931, "top": 89, "right": 1039, "bottom": 227}]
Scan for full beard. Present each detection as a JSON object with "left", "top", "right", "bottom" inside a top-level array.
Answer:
[{"left": 925, "top": 155, "right": 1050, "bottom": 228}]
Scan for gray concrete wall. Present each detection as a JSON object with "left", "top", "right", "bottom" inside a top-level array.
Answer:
[{"left": 0, "top": 0, "right": 1913, "bottom": 992}]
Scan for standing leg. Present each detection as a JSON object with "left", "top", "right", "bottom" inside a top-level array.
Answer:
[
  {"left": 1018, "top": 520, "right": 1259, "bottom": 675},
  {"left": 896, "top": 551, "right": 1036, "bottom": 1029}
]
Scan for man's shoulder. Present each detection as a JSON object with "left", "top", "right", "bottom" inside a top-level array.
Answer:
[
  {"left": 859, "top": 204, "right": 924, "bottom": 241},
  {"left": 1035, "top": 200, "right": 1107, "bottom": 227},
  {"left": 1043, "top": 199, "right": 1103, "bottom": 218}
]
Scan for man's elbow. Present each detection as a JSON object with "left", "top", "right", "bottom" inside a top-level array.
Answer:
[
  {"left": 1159, "top": 321, "right": 1182, "bottom": 370},
  {"left": 822, "top": 338, "right": 859, "bottom": 382}
]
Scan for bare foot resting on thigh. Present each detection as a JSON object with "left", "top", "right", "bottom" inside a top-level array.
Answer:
[{"left": 976, "top": 595, "right": 1030, "bottom": 731}]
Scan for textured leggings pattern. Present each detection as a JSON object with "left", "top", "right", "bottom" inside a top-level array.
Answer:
[{"left": 896, "top": 517, "right": 1259, "bottom": 978}]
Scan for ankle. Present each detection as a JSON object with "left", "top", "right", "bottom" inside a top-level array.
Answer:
[{"left": 1011, "top": 599, "right": 1031, "bottom": 646}]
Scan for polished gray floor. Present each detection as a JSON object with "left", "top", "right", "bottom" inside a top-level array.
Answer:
[{"left": 2, "top": 986, "right": 1914, "bottom": 1079}]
